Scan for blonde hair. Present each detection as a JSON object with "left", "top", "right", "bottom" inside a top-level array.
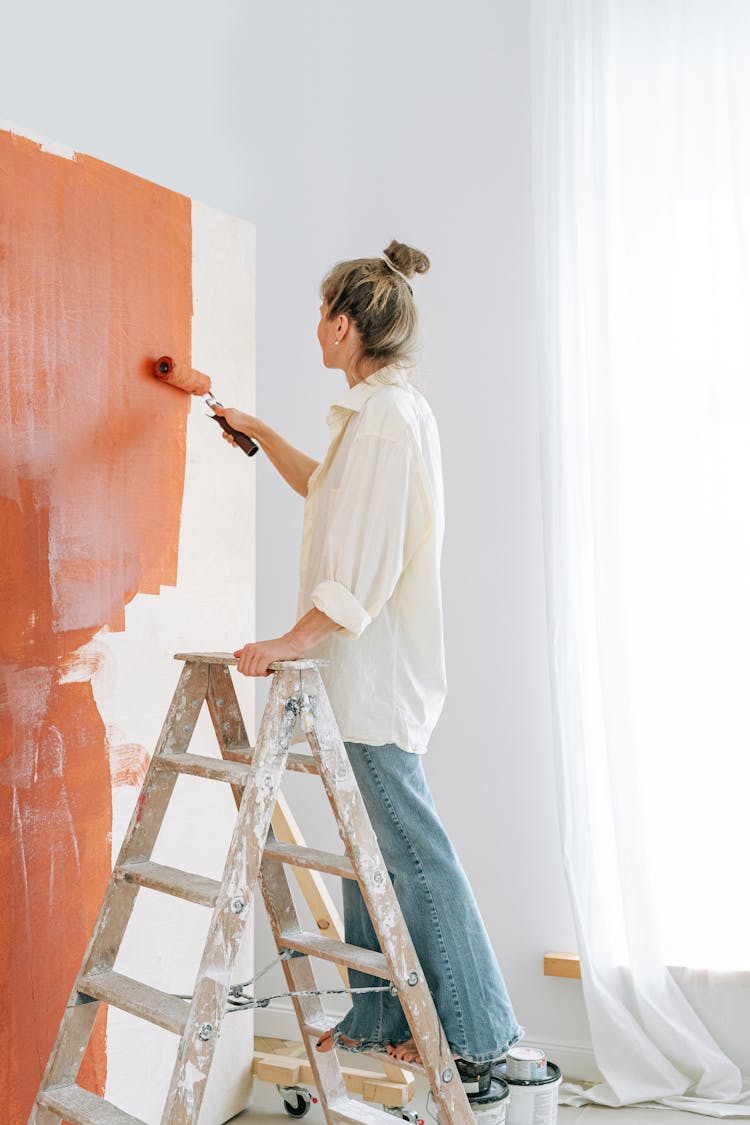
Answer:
[{"left": 320, "top": 240, "right": 430, "bottom": 377}]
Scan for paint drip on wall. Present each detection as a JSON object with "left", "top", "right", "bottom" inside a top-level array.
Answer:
[{"left": 0, "top": 126, "right": 193, "bottom": 1122}]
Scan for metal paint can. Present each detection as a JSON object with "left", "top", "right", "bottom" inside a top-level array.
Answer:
[
  {"left": 492, "top": 1061, "right": 562, "bottom": 1125},
  {"left": 505, "top": 1047, "right": 547, "bottom": 1082}
]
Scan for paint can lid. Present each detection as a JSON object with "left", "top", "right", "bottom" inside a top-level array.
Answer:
[
  {"left": 506, "top": 1047, "right": 546, "bottom": 1063},
  {"left": 492, "top": 1061, "right": 562, "bottom": 1087},
  {"left": 468, "top": 1077, "right": 510, "bottom": 1106}
]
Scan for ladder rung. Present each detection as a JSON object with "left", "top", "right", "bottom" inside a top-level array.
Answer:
[
  {"left": 286, "top": 752, "right": 320, "bottom": 774},
  {"left": 224, "top": 748, "right": 319, "bottom": 775},
  {"left": 158, "top": 752, "right": 251, "bottom": 784},
  {"left": 117, "top": 860, "right": 221, "bottom": 907},
  {"left": 159, "top": 750, "right": 319, "bottom": 783},
  {"left": 264, "top": 841, "right": 356, "bottom": 879},
  {"left": 36, "top": 1083, "right": 146, "bottom": 1124},
  {"left": 279, "top": 931, "right": 391, "bottom": 979},
  {"left": 77, "top": 969, "right": 189, "bottom": 1036},
  {"left": 328, "top": 1096, "right": 407, "bottom": 1125},
  {"left": 301, "top": 1022, "right": 426, "bottom": 1078}
]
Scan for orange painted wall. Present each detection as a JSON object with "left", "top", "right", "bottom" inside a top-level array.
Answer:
[{"left": 0, "top": 129, "right": 192, "bottom": 1123}]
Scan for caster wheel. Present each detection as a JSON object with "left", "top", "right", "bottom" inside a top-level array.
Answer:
[
  {"left": 278, "top": 1085, "right": 314, "bottom": 1117},
  {"left": 383, "top": 1108, "right": 423, "bottom": 1125}
]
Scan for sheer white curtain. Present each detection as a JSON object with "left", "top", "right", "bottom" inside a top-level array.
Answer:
[{"left": 531, "top": 0, "right": 750, "bottom": 1114}]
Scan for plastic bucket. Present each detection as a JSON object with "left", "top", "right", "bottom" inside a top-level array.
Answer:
[
  {"left": 492, "top": 1061, "right": 562, "bottom": 1125},
  {"left": 437, "top": 1077, "right": 510, "bottom": 1125}
]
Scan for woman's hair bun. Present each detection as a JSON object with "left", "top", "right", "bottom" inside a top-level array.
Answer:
[{"left": 383, "top": 240, "right": 430, "bottom": 280}]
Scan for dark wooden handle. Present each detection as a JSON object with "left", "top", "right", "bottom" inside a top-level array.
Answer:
[{"left": 209, "top": 415, "right": 259, "bottom": 457}]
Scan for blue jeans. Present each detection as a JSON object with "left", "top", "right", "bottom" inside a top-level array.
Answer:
[{"left": 331, "top": 742, "right": 525, "bottom": 1064}]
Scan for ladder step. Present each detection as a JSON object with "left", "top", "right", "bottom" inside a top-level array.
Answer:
[
  {"left": 36, "top": 1083, "right": 146, "bottom": 1124},
  {"left": 209, "top": 748, "right": 320, "bottom": 776},
  {"left": 279, "top": 931, "right": 391, "bottom": 979},
  {"left": 302, "top": 1022, "right": 426, "bottom": 1078},
  {"left": 117, "top": 860, "right": 221, "bottom": 907},
  {"left": 173, "top": 653, "right": 327, "bottom": 669},
  {"left": 77, "top": 969, "right": 189, "bottom": 1036},
  {"left": 264, "top": 841, "right": 356, "bottom": 879},
  {"left": 158, "top": 750, "right": 319, "bottom": 783},
  {"left": 158, "top": 751, "right": 251, "bottom": 784},
  {"left": 328, "top": 1096, "right": 408, "bottom": 1125},
  {"left": 286, "top": 752, "right": 320, "bottom": 774}
]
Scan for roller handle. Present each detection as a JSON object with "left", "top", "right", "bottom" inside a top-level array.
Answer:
[{"left": 208, "top": 414, "right": 259, "bottom": 457}]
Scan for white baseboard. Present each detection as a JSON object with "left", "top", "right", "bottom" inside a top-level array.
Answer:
[{"left": 254, "top": 1002, "right": 602, "bottom": 1086}]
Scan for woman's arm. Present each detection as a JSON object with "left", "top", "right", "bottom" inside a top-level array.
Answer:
[
  {"left": 213, "top": 406, "right": 319, "bottom": 497},
  {"left": 234, "top": 607, "right": 341, "bottom": 676}
]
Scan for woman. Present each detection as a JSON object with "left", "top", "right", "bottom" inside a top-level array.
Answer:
[{"left": 215, "top": 240, "right": 524, "bottom": 1091}]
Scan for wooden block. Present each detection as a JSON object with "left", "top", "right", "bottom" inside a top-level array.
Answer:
[
  {"left": 297, "top": 1061, "right": 315, "bottom": 1086},
  {"left": 544, "top": 951, "right": 582, "bottom": 978},
  {"left": 252, "top": 1049, "right": 414, "bottom": 1106},
  {"left": 342, "top": 1070, "right": 365, "bottom": 1095},
  {"left": 328, "top": 1096, "right": 406, "bottom": 1125},
  {"left": 361, "top": 1079, "right": 413, "bottom": 1106},
  {"left": 253, "top": 1054, "right": 301, "bottom": 1085}
]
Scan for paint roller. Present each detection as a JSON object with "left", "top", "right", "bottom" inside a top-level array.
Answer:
[{"left": 152, "top": 356, "right": 259, "bottom": 456}]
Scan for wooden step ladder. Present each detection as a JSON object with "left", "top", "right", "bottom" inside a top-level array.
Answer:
[{"left": 30, "top": 654, "right": 476, "bottom": 1125}]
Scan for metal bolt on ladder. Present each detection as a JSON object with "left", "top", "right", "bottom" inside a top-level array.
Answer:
[{"left": 29, "top": 654, "right": 476, "bottom": 1125}]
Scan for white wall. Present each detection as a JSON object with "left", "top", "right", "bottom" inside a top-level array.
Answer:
[{"left": 1, "top": 0, "right": 593, "bottom": 1081}]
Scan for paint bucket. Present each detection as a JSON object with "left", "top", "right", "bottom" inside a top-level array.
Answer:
[
  {"left": 505, "top": 1047, "right": 547, "bottom": 1082},
  {"left": 492, "top": 1061, "right": 562, "bottom": 1125},
  {"left": 436, "top": 1077, "right": 510, "bottom": 1125}
]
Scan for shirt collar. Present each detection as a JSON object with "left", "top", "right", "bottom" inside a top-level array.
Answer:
[{"left": 327, "top": 362, "right": 412, "bottom": 431}]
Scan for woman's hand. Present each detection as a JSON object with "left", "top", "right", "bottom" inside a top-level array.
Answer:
[
  {"left": 234, "top": 633, "right": 305, "bottom": 676},
  {"left": 212, "top": 404, "right": 264, "bottom": 448}
]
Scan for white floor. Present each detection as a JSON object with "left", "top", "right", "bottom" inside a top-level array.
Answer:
[{"left": 227, "top": 1068, "right": 705, "bottom": 1125}]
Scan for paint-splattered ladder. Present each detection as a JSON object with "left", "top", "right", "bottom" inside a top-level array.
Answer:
[{"left": 30, "top": 654, "right": 475, "bottom": 1125}]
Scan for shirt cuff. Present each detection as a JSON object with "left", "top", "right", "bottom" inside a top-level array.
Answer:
[{"left": 311, "top": 580, "right": 372, "bottom": 638}]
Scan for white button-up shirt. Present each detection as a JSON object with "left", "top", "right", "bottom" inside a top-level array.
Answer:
[{"left": 294, "top": 362, "right": 447, "bottom": 754}]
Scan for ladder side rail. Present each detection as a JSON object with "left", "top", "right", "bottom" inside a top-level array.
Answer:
[
  {"left": 29, "top": 661, "right": 209, "bottom": 1124},
  {"left": 213, "top": 664, "right": 412, "bottom": 1106},
  {"left": 259, "top": 830, "right": 352, "bottom": 1121},
  {"left": 159, "top": 667, "right": 294, "bottom": 1124},
  {"left": 29, "top": 1107, "right": 59, "bottom": 1125},
  {"left": 301, "top": 668, "right": 475, "bottom": 1125},
  {"left": 209, "top": 664, "right": 349, "bottom": 972},
  {"left": 260, "top": 843, "right": 409, "bottom": 1125},
  {"left": 205, "top": 663, "right": 252, "bottom": 807},
  {"left": 112, "top": 659, "right": 209, "bottom": 872},
  {"left": 259, "top": 670, "right": 412, "bottom": 1092},
  {"left": 207, "top": 664, "right": 365, "bottom": 990}
]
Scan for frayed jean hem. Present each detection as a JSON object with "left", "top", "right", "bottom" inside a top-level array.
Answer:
[
  {"left": 330, "top": 1022, "right": 526, "bottom": 1066},
  {"left": 448, "top": 1024, "right": 526, "bottom": 1065},
  {"left": 330, "top": 1027, "right": 391, "bottom": 1054}
]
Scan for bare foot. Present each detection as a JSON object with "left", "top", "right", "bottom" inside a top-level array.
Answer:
[
  {"left": 386, "top": 1037, "right": 422, "bottom": 1064},
  {"left": 315, "top": 1029, "right": 362, "bottom": 1053},
  {"left": 386, "top": 1038, "right": 461, "bottom": 1066}
]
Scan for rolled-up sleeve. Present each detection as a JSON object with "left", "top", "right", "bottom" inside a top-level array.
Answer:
[{"left": 310, "top": 432, "right": 429, "bottom": 638}]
